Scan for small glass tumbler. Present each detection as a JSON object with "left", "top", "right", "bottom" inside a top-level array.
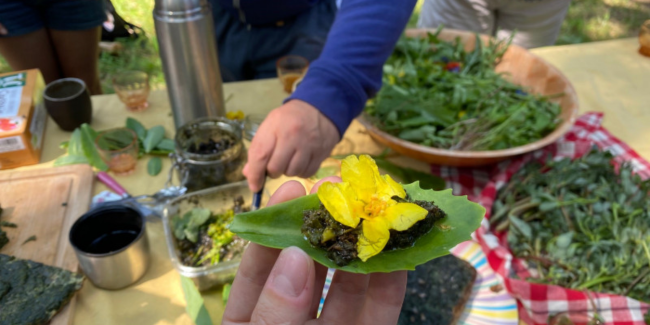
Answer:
[
  {"left": 113, "top": 71, "right": 150, "bottom": 112},
  {"left": 95, "top": 128, "right": 139, "bottom": 176},
  {"left": 243, "top": 114, "right": 266, "bottom": 141},
  {"left": 640, "top": 20, "right": 650, "bottom": 57},
  {"left": 276, "top": 55, "right": 309, "bottom": 93}
]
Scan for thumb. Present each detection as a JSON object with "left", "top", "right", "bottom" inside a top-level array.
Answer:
[{"left": 250, "top": 247, "right": 315, "bottom": 325}]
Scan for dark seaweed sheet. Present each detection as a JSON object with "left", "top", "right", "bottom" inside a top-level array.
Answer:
[
  {"left": 398, "top": 254, "right": 477, "bottom": 325},
  {"left": 0, "top": 254, "right": 85, "bottom": 325}
]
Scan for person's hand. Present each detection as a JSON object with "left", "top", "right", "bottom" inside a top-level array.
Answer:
[
  {"left": 243, "top": 99, "right": 339, "bottom": 192},
  {"left": 222, "top": 177, "right": 408, "bottom": 325},
  {"left": 0, "top": 23, "right": 7, "bottom": 35}
]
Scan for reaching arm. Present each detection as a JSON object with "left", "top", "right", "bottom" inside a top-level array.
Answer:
[{"left": 288, "top": 0, "right": 418, "bottom": 136}]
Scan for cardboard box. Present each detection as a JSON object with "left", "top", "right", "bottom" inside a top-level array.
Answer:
[{"left": 0, "top": 69, "right": 47, "bottom": 170}]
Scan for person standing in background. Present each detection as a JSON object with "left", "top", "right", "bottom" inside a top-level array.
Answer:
[
  {"left": 211, "top": 0, "right": 338, "bottom": 82},
  {"left": 418, "top": 0, "right": 571, "bottom": 49},
  {"left": 238, "top": 0, "right": 418, "bottom": 193},
  {"left": 0, "top": 0, "right": 105, "bottom": 94}
]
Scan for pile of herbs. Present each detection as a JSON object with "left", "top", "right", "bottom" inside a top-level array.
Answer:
[
  {"left": 491, "top": 148, "right": 650, "bottom": 302},
  {"left": 54, "top": 117, "right": 174, "bottom": 176},
  {"left": 301, "top": 198, "right": 446, "bottom": 267},
  {"left": 365, "top": 29, "right": 561, "bottom": 151},
  {"left": 173, "top": 197, "right": 249, "bottom": 267}
]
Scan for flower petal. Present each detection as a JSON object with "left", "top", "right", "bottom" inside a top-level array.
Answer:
[
  {"left": 357, "top": 218, "right": 390, "bottom": 262},
  {"left": 341, "top": 155, "right": 381, "bottom": 203},
  {"left": 317, "top": 181, "right": 362, "bottom": 228},
  {"left": 378, "top": 174, "right": 406, "bottom": 199},
  {"left": 383, "top": 203, "right": 428, "bottom": 231}
]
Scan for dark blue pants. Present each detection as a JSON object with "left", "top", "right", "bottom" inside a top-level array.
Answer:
[{"left": 212, "top": 0, "right": 337, "bottom": 82}]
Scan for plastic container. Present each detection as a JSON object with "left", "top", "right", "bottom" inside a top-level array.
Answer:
[{"left": 162, "top": 181, "right": 269, "bottom": 291}]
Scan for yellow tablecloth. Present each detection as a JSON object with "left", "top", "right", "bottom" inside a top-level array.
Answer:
[{"left": 34, "top": 37, "right": 650, "bottom": 325}]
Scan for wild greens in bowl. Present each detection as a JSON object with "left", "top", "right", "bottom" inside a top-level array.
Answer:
[{"left": 364, "top": 29, "right": 562, "bottom": 151}]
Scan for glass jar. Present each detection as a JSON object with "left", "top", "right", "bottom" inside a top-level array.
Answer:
[
  {"left": 640, "top": 20, "right": 650, "bottom": 57},
  {"left": 172, "top": 117, "right": 246, "bottom": 192}
]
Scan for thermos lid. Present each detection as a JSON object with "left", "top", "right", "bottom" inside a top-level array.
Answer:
[{"left": 154, "top": 0, "right": 208, "bottom": 17}]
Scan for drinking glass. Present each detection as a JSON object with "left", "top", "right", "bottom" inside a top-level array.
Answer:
[
  {"left": 243, "top": 114, "right": 266, "bottom": 141},
  {"left": 43, "top": 78, "right": 92, "bottom": 131},
  {"left": 95, "top": 128, "right": 139, "bottom": 176},
  {"left": 113, "top": 71, "right": 150, "bottom": 112},
  {"left": 639, "top": 20, "right": 650, "bottom": 57},
  {"left": 276, "top": 56, "right": 309, "bottom": 93}
]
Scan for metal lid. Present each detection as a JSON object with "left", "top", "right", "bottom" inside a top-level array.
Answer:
[{"left": 154, "top": 0, "right": 208, "bottom": 17}]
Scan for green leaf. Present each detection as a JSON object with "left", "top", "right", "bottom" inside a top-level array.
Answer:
[
  {"left": 144, "top": 125, "right": 165, "bottom": 153},
  {"left": 126, "top": 117, "right": 147, "bottom": 141},
  {"left": 68, "top": 128, "right": 85, "bottom": 157},
  {"left": 222, "top": 283, "right": 232, "bottom": 306},
  {"left": 180, "top": 276, "right": 213, "bottom": 325},
  {"left": 155, "top": 138, "right": 176, "bottom": 152},
  {"left": 80, "top": 124, "right": 109, "bottom": 171},
  {"left": 54, "top": 155, "right": 89, "bottom": 166},
  {"left": 189, "top": 208, "right": 211, "bottom": 227},
  {"left": 509, "top": 215, "right": 532, "bottom": 239},
  {"left": 230, "top": 182, "right": 484, "bottom": 274},
  {"left": 147, "top": 157, "right": 162, "bottom": 176}
]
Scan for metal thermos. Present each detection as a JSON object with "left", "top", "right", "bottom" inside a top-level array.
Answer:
[{"left": 154, "top": 0, "right": 225, "bottom": 129}]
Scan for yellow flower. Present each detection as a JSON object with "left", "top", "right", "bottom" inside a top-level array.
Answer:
[
  {"left": 226, "top": 110, "right": 245, "bottom": 121},
  {"left": 458, "top": 110, "right": 466, "bottom": 119},
  {"left": 387, "top": 75, "right": 396, "bottom": 85},
  {"left": 317, "top": 155, "right": 428, "bottom": 262}
]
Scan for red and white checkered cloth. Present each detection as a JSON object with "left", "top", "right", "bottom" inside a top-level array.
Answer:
[{"left": 430, "top": 112, "right": 650, "bottom": 325}]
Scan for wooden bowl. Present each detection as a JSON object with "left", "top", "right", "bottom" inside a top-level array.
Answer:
[{"left": 359, "top": 28, "right": 579, "bottom": 167}]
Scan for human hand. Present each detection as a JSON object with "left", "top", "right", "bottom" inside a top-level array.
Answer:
[
  {"left": 243, "top": 99, "right": 339, "bottom": 192},
  {"left": 222, "top": 177, "right": 408, "bottom": 325},
  {"left": 0, "top": 23, "right": 7, "bottom": 35}
]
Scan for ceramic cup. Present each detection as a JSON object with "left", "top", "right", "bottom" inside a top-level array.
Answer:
[{"left": 43, "top": 78, "right": 92, "bottom": 131}]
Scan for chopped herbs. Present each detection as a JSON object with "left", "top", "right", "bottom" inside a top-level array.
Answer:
[
  {"left": 0, "top": 254, "right": 84, "bottom": 325},
  {"left": 0, "top": 232, "right": 6, "bottom": 251},
  {"left": 398, "top": 254, "right": 476, "bottom": 325},
  {"left": 492, "top": 148, "right": 650, "bottom": 302},
  {"left": 173, "top": 197, "right": 249, "bottom": 267},
  {"left": 0, "top": 205, "right": 7, "bottom": 250},
  {"left": 21, "top": 236, "right": 36, "bottom": 246},
  {"left": 0, "top": 221, "right": 17, "bottom": 228},
  {"left": 365, "top": 29, "right": 561, "bottom": 151},
  {"left": 301, "top": 198, "right": 446, "bottom": 267}
]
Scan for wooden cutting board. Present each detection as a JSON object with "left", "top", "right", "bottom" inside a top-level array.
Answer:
[{"left": 0, "top": 165, "right": 94, "bottom": 325}]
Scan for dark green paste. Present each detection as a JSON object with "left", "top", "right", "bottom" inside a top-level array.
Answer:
[{"left": 301, "top": 197, "right": 447, "bottom": 266}]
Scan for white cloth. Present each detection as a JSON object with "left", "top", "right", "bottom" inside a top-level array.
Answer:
[{"left": 417, "top": 0, "right": 572, "bottom": 49}]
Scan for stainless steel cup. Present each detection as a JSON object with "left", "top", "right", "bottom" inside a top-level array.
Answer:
[{"left": 69, "top": 205, "right": 150, "bottom": 290}]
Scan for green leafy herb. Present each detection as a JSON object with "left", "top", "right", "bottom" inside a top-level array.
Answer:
[
  {"left": 126, "top": 117, "right": 147, "bottom": 141},
  {"left": 230, "top": 182, "right": 484, "bottom": 274},
  {"left": 147, "top": 157, "right": 162, "bottom": 176},
  {"left": 55, "top": 118, "right": 175, "bottom": 174},
  {"left": 179, "top": 276, "right": 213, "bottom": 325},
  {"left": 21, "top": 235, "right": 36, "bottom": 245},
  {"left": 144, "top": 125, "right": 165, "bottom": 153},
  {"left": 492, "top": 148, "right": 650, "bottom": 302},
  {"left": 365, "top": 30, "right": 562, "bottom": 151},
  {"left": 222, "top": 283, "right": 232, "bottom": 306},
  {"left": 0, "top": 221, "right": 17, "bottom": 228}
]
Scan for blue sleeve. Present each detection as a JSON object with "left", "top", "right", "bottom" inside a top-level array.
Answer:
[{"left": 287, "top": 0, "right": 417, "bottom": 137}]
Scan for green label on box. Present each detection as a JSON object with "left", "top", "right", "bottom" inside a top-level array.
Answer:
[{"left": 0, "top": 72, "right": 26, "bottom": 89}]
